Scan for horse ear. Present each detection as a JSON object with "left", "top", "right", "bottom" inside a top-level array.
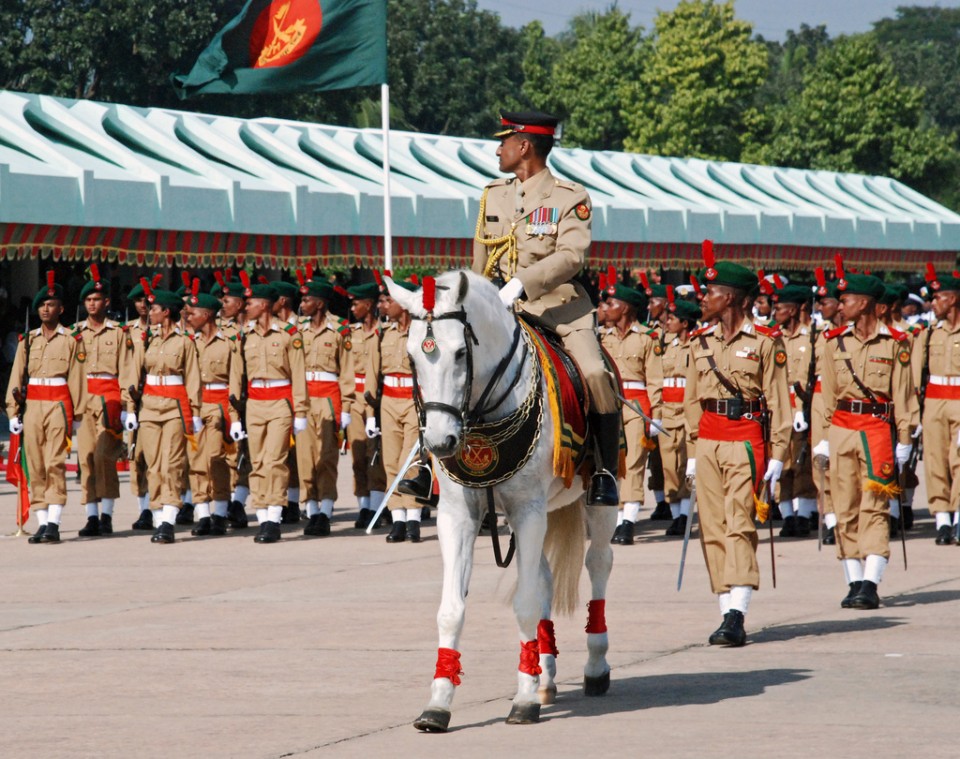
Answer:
[{"left": 455, "top": 271, "right": 469, "bottom": 306}]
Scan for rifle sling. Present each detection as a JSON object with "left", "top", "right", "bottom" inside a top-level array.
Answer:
[
  {"left": 698, "top": 334, "right": 743, "bottom": 399},
  {"left": 835, "top": 334, "right": 880, "bottom": 403}
]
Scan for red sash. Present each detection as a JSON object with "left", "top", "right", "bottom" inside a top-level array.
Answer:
[
  {"left": 831, "top": 410, "right": 895, "bottom": 483},
  {"left": 144, "top": 383, "right": 193, "bottom": 429},
  {"left": 26, "top": 384, "right": 74, "bottom": 431},
  {"left": 383, "top": 384, "right": 413, "bottom": 399},
  {"left": 623, "top": 387, "right": 652, "bottom": 418},
  {"left": 247, "top": 383, "right": 293, "bottom": 406},
  {"left": 307, "top": 379, "right": 342, "bottom": 419},
  {"left": 926, "top": 384, "right": 960, "bottom": 401},
  {"left": 201, "top": 387, "right": 231, "bottom": 423},
  {"left": 88, "top": 377, "right": 122, "bottom": 432},
  {"left": 698, "top": 410, "right": 766, "bottom": 489},
  {"left": 661, "top": 386, "right": 684, "bottom": 404}
]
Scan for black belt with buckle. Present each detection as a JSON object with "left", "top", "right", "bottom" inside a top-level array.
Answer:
[
  {"left": 837, "top": 399, "right": 892, "bottom": 416},
  {"left": 701, "top": 398, "right": 764, "bottom": 420}
]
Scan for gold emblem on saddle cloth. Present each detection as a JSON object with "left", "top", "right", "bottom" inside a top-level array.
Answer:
[{"left": 457, "top": 433, "right": 498, "bottom": 476}]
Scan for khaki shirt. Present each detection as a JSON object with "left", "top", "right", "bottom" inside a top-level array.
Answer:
[
  {"left": 5, "top": 325, "right": 86, "bottom": 418},
  {"left": 472, "top": 167, "right": 594, "bottom": 326},
  {"left": 217, "top": 316, "right": 244, "bottom": 342},
  {"left": 242, "top": 320, "right": 309, "bottom": 417},
  {"left": 365, "top": 322, "right": 411, "bottom": 403},
  {"left": 820, "top": 323, "right": 918, "bottom": 444},
  {"left": 603, "top": 321, "right": 663, "bottom": 421},
  {"left": 779, "top": 323, "right": 817, "bottom": 409},
  {"left": 73, "top": 318, "right": 137, "bottom": 407},
  {"left": 684, "top": 318, "right": 792, "bottom": 461},
  {"left": 922, "top": 320, "right": 960, "bottom": 378},
  {"left": 301, "top": 316, "right": 356, "bottom": 413},
  {"left": 656, "top": 335, "right": 691, "bottom": 430},
  {"left": 138, "top": 328, "right": 201, "bottom": 423},
  {"left": 195, "top": 330, "right": 243, "bottom": 424}
]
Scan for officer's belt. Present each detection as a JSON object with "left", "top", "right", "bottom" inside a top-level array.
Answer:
[
  {"left": 146, "top": 374, "right": 183, "bottom": 386},
  {"left": 836, "top": 399, "right": 892, "bottom": 415},
  {"left": 663, "top": 378, "right": 686, "bottom": 388},
  {"left": 28, "top": 377, "right": 67, "bottom": 386},
  {"left": 929, "top": 375, "right": 960, "bottom": 386},
  {"left": 701, "top": 398, "right": 763, "bottom": 415},
  {"left": 247, "top": 378, "right": 292, "bottom": 403},
  {"left": 306, "top": 371, "right": 338, "bottom": 382},
  {"left": 622, "top": 381, "right": 646, "bottom": 390}
]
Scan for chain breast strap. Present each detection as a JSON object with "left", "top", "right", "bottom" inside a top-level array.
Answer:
[{"left": 476, "top": 187, "right": 519, "bottom": 281}]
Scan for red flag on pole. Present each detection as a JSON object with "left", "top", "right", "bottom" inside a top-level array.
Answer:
[{"left": 5, "top": 433, "right": 30, "bottom": 528}]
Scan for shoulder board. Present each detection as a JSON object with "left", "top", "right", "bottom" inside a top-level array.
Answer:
[
  {"left": 888, "top": 326, "right": 909, "bottom": 342},
  {"left": 689, "top": 324, "right": 713, "bottom": 337},
  {"left": 825, "top": 326, "right": 848, "bottom": 340},
  {"left": 644, "top": 328, "right": 659, "bottom": 338},
  {"left": 228, "top": 333, "right": 238, "bottom": 342},
  {"left": 284, "top": 323, "right": 298, "bottom": 335},
  {"left": 338, "top": 317, "right": 349, "bottom": 326},
  {"left": 553, "top": 179, "right": 581, "bottom": 192},
  {"left": 338, "top": 325, "right": 350, "bottom": 335},
  {"left": 754, "top": 324, "right": 781, "bottom": 338},
  {"left": 908, "top": 324, "right": 923, "bottom": 336},
  {"left": 487, "top": 177, "right": 512, "bottom": 189}
]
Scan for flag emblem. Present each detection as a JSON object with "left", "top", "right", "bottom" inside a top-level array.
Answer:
[{"left": 253, "top": 0, "right": 323, "bottom": 69}]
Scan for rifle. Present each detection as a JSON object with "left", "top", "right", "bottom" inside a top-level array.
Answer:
[
  {"left": 793, "top": 324, "right": 818, "bottom": 468},
  {"left": 905, "top": 326, "right": 932, "bottom": 480},
  {"left": 13, "top": 303, "right": 31, "bottom": 421}
]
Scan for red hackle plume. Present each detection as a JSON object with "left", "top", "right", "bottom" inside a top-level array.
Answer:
[
  {"left": 190, "top": 278, "right": 200, "bottom": 304},
  {"left": 606, "top": 265, "right": 617, "bottom": 286},
  {"left": 239, "top": 270, "right": 251, "bottom": 296},
  {"left": 410, "top": 273, "right": 420, "bottom": 287},
  {"left": 773, "top": 273, "right": 784, "bottom": 290},
  {"left": 925, "top": 263, "right": 937, "bottom": 283},
  {"left": 258, "top": 275, "right": 269, "bottom": 285},
  {"left": 666, "top": 284, "right": 675, "bottom": 310},
  {"left": 702, "top": 239, "right": 715, "bottom": 268},
  {"left": 181, "top": 271, "right": 191, "bottom": 289},
  {"left": 598, "top": 273, "right": 608, "bottom": 292},
  {"left": 214, "top": 271, "right": 225, "bottom": 290},
  {"left": 46, "top": 270, "right": 55, "bottom": 293},
  {"left": 296, "top": 269, "right": 306, "bottom": 287},
  {"left": 89, "top": 263, "right": 101, "bottom": 285},
  {"left": 689, "top": 274, "right": 702, "bottom": 294},
  {"left": 834, "top": 254, "right": 845, "bottom": 281},
  {"left": 423, "top": 276, "right": 436, "bottom": 313},
  {"left": 140, "top": 277, "right": 152, "bottom": 299},
  {"left": 151, "top": 273, "right": 162, "bottom": 290},
  {"left": 372, "top": 269, "right": 384, "bottom": 291},
  {"left": 638, "top": 271, "right": 651, "bottom": 294},
  {"left": 306, "top": 263, "right": 314, "bottom": 281}
]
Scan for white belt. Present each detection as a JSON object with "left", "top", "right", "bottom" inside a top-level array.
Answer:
[
  {"left": 622, "top": 381, "right": 646, "bottom": 390},
  {"left": 306, "top": 371, "right": 338, "bottom": 382},
  {"left": 146, "top": 374, "right": 184, "bottom": 386},
  {"left": 929, "top": 375, "right": 960, "bottom": 386},
  {"left": 86, "top": 373, "right": 117, "bottom": 380},
  {"left": 203, "top": 382, "right": 228, "bottom": 390},
  {"left": 28, "top": 377, "right": 67, "bottom": 387},
  {"left": 384, "top": 375, "right": 414, "bottom": 388},
  {"left": 249, "top": 378, "right": 291, "bottom": 388},
  {"left": 663, "top": 378, "right": 686, "bottom": 388}
]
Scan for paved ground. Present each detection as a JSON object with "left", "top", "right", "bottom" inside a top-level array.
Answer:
[{"left": 1, "top": 456, "right": 958, "bottom": 758}]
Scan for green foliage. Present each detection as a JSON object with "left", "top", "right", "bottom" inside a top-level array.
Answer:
[
  {"left": 518, "top": 21, "right": 562, "bottom": 114},
  {"left": 621, "top": 0, "right": 767, "bottom": 160}
]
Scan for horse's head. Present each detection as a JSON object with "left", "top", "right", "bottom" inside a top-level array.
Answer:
[{"left": 386, "top": 270, "right": 515, "bottom": 458}]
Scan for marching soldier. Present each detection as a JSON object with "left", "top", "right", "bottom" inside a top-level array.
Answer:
[
  {"left": 184, "top": 283, "right": 243, "bottom": 537},
  {"left": 601, "top": 279, "right": 662, "bottom": 545},
  {"left": 296, "top": 272, "right": 355, "bottom": 537},
  {"left": 273, "top": 279, "right": 304, "bottom": 523},
  {"left": 638, "top": 272, "right": 671, "bottom": 520},
  {"left": 816, "top": 271, "right": 918, "bottom": 610},
  {"left": 771, "top": 284, "right": 819, "bottom": 538},
  {"left": 74, "top": 265, "right": 136, "bottom": 537},
  {"left": 126, "top": 276, "right": 158, "bottom": 529},
  {"left": 240, "top": 277, "right": 308, "bottom": 544},
  {"left": 124, "top": 284, "right": 201, "bottom": 544},
  {"left": 5, "top": 273, "right": 86, "bottom": 543},
  {"left": 473, "top": 110, "right": 622, "bottom": 505},
  {"left": 684, "top": 248, "right": 791, "bottom": 646},
  {"left": 346, "top": 282, "right": 387, "bottom": 528}
]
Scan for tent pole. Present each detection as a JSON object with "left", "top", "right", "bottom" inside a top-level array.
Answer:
[{"left": 381, "top": 83, "right": 392, "bottom": 271}]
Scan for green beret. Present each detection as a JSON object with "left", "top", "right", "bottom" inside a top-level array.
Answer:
[
  {"left": 837, "top": 273, "right": 885, "bottom": 301},
  {"left": 300, "top": 278, "right": 336, "bottom": 301},
  {"left": 879, "top": 284, "right": 907, "bottom": 306},
  {"left": 815, "top": 282, "right": 840, "bottom": 301},
  {"left": 647, "top": 284, "right": 667, "bottom": 299},
  {"left": 220, "top": 281, "right": 246, "bottom": 298},
  {"left": 273, "top": 281, "right": 300, "bottom": 302},
  {"left": 699, "top": 261, "right": 757, "bottom": 292},
  {"left": 928, "top": 271, "right": 960, "bottom": 293},
  {"left": 248, "top": 283, "right": 278, "bottom": 302},
  {"left": 773, "top": 284, "right": 811, "bottom": 306},
  {"left": 348, "top": 282, "right": 379, "bottom": 301},
  {"left": 392, "top": 280, "right": 418, "bottom": 293},
  {"left": 127, "top": 282, "right": 146, "bottom": 300},
  {"left": 671, "top": 300, "right": 701, "bottom": 324},
  {"left": 174, "top": 284, "right": 188, "bottom": 297},
  {"left": 33, "top": 283, "right": 64, "bottom": 311},
  {"left": 189, "top": 292, "right": 222, "bottom": 311},
  {"left": 149, "top": 289, "right": 183, "bottom": 310},
  {"left": 608, "top": 283, "right": 647, "bottom": 311},
  {"left": 80, "top": 279, "right": 108, "bottom": 300}
]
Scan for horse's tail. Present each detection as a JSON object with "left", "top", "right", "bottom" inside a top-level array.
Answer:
[{"left": 544, "top": 500, "right": 586, "bottom": 616}]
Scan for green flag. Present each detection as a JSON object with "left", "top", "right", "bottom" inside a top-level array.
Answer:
[{"left": 171, "top": 0, "right": 386, "bottom": 98}]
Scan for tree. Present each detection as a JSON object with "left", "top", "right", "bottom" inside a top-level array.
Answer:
[
  {"left": 549, "top": 7, "right": 645, "bottom": 150},
  {"left": 621, "top": 0, "right": 767, "bottom": 161},
  {"left": 517, "top": 20, "right": 562, "bottom": 115},
  {"left": 742, "top": 34, "right": 957, "bottom": 203}
]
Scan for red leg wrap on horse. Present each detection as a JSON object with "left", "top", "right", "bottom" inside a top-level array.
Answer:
[
  {"left": 434, "top": 647, "right": 463, "bottom": 685},
  {"left": 537, "top": 619, "right": 559, "bottom": 657},
  {"left": 585, "top": 599, "right": 607, "bottom": 634},
  {"left": 519, "top": 639, "right": 542, "bottom": 676}
]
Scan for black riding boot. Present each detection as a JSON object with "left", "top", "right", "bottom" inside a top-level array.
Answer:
[
  {"left": 398, "top": 462, "right": 432, "bottom": 501},
  {"left": 587, "top": 413, "right": 621, "bottom": 506}
]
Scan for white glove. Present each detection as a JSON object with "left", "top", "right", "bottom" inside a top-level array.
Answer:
[
  {"left": 229, "top": 422, "right": 246, "bottom": 442},
  {"left": 647, "top": 421, "right": 660, "bottom": 438},
  {"left": 912, "top": 424, "right": 922, "bottom": 439},
  {"left": 812, "top": 440, "right": 829, "bottom": 459},
  {"left": 793, "top": 411, "right": 809, "bottom": 433},
  {"left": 9, "top": 417, "right": 23, "bottom": 435},
  {"left": 192, "top": 417, "right": 204, "bottom": 435},
  {"left": 340, "top": 411, "right": 352, "bottom": 430},
  {"left": 763, "top": 459, "right": 784, "bottom": 488},
  {"left": 124, "top": 412, "right": 138, "bottom": 432},
  {"left": 685, "top": 458, "right": 696, "bottom": 479},
  {"left": 498, "top": 278, "right": 525, "bottom": 307},
  {"left": 365, "top": 417, "right": 380, "bottom": 438},
  {"left": 293, "top": 416, "right": 307, "bottom": 435},
  {"left": 895, "top": 443, "right": 911, "bottom": 467}
]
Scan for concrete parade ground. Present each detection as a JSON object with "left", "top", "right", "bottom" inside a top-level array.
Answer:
[{"left": 1, "top": 459, "right": 958, "bottom": 759}]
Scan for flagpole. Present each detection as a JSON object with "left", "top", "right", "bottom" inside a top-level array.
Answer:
[{"left": 381, "top": 83, "right": 393, "bottom": 271}]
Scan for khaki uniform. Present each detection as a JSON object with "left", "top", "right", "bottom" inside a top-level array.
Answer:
[
  {"left": 74, "top": 319, "right": 136, "bottom": 504},
  {"left": 217, "top": 316, "right": 250, "bottom": 496},
  {"left": 472, "top": 167, "right": 615, "bottom": 413},
  {"left": 366, "top": 322, "right": 418, "bottom": 512},
  {"left": 917, "top": 322, "right": 958, "bottom": 515},
  {"left": 347, "top": 322, "right": 387, "bottom": 496},
  {"left": 810, "top": 330, "right": 834, "bottom": 515},
  {"left": 242, "top": 320, "right": 308, "bottom": 508},
  {"left": 135, "top": 328, "right": 201, "bottom": 508},
  {"left": 821, "top": 324, "right": 918, "bottom": 560},
  {"left": 5, "top": 326, "right": 86, "bottom": 509},
  {"left": 189, "top": 330, "right": 242, "bottom": 505},
  {"left": 653, "top": 335, "right": 692, "bottom": 504},
  {"left": 684, "top": 320, "right": 791, "bottom": 593},
  {"left": 297, "top": 316, "right": 355, "bottom": 502},
  {"left": 602, "top": 322, "right": 662, "bottom": 502},
  {"left": 125, "top": 317, "right": 150, "bottom": 499},
  {"left": 778, "top": 324, "right": 817, "bottom": 502}
]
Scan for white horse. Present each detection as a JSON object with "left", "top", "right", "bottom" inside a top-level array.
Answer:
[{"left": 385, "top": 270, "right": 617, "bottom": 731}]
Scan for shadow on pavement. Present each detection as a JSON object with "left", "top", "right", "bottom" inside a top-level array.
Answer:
[
  {"left": 883, "top": 589, "right": 960, "bottom": 607},
  {"left": 752, "top": 615, "right": 905, "bottom": 643}
]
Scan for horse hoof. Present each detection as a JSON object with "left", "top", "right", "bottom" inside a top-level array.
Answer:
[
  {"left": 537, "top": 685, "right": 557, "bottom": 705},
  {"left": 584, "top": 670, "right": 610, "bottom": 696},
  {"left": 505, "top": 702, "right": 541, "bottom": 724},
  {"left": 413, "top": 709, "right": 451, "bottom": 732}
]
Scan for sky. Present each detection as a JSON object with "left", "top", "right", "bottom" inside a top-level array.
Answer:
[{"left": 475, "top": 0, "right": 960, "bottom": 39}]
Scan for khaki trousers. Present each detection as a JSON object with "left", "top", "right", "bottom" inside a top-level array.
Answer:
[
  {"left": 922, "top": 397, "right": 960, "bottom": 514},
  {"left": 247, "top": 398, "right": 292, "bottom": 508},
  {"left": 810, "top": 390, "right": 834, "bottom": 514},
  {"left": 380, "top": 394, "right": 419, "bottom": 512},
  {"left": 78, "top": 401, "right": 121, "bottom": 502},
  {"left": 297, "top": 399, "right": 340, "bottom": 502},
  {"left": 139, "top": 418, "right": 186, "bottom": 508},
  {"left": 659, "top": 422, "right": 690, "bottom": 504},
  {"left": 777, "top": 430, "right": 816, "bottom": 501},
  {"left": 24, "top": 400, "right": 69, "bottom": 509},
  {"left": 348, "top": 400, "right": 386, "bottom": 496},
  {"left": 189, "top": 404, "right": 232, "bottom": 504}
]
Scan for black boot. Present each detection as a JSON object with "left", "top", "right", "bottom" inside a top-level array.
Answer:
[
  {"left": 840, "top": 581, "right": 862, "bottom": 608},
  {"left": 779, "top": 516, "right": 797, "bottom": 537},
  {"left": 407, "top": 521, "right": 422, "bottom": 543},
  {"left": 935, "top": 525, "right": 954, "bottom": 545},
  {"left": 303, "top": 513, "right": 331, "bottom": 537},
  {"left": 28, "top": 525, "right": 47, "bottom": 544},
  {"left": 226, "top": 501, "right": 248, "bottom": 529},
  {"left": 610, "top": 522, "right": 624, "bottom": 544},
  {"left": 175, "top": 503, "right": 194, "bottom": 525},
  {"left": 889, "top": 516, "right": 901, "bottom": 538},
  {"left": 795, "top": 516, "right": 811, "bottom": 537},
  {"left": 254, "top": 521, "right": 281, "bottom": 543},
  {"left": 151, "top": 523, "right": 175, "bottom": 544},
  {"left": 665, "top": 514, "right": 687, "bottom": 537},
  {"left": 708, "top": 610, "right": 746, "bottom": 647},
  {"left": 849, "top": 580, "right": 880, "bottom": 610},
  {"left": 99, "top": 514, "right": 113, "bottom": 535},
  {"left": 132, "top": 510, "right": 154, "bottom": 530},
  {"left": 615, "top": 520, "right": 634, "bottom": 545},
  {"left": 191, "top": 517, "right": 212, "bottom": 536},
  {"left": 650, "top": 501, "right": 672, "bottom": 521},
  {"left": 78, "top": 515, "right": 101, "bottom": 537},
  {"left": 282, "top": 501, "right": 301, "bottom": 524},
  {"left": 398, "top": 465, "right": 432, "bottom": 501},
  {"left": 386, "top": 521, "right": 407, "bottom": 543},
  {"left": 40, "top": 523, "right": 61, "bottom": 543},
  {"left": 354, "top": 509, "right": 374, "bottom": 529},
  {"left": 586, "top": 412, "right": 621, "bottom": 506},
  {"left": 903, "top": 504, "right": 914, "bottom": 530},
  {"left": 823, "top": 526, "right": 836, "bottom": 545},
  {"left": 209, "top": 515, "right": 228, "bottom": 536}
]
